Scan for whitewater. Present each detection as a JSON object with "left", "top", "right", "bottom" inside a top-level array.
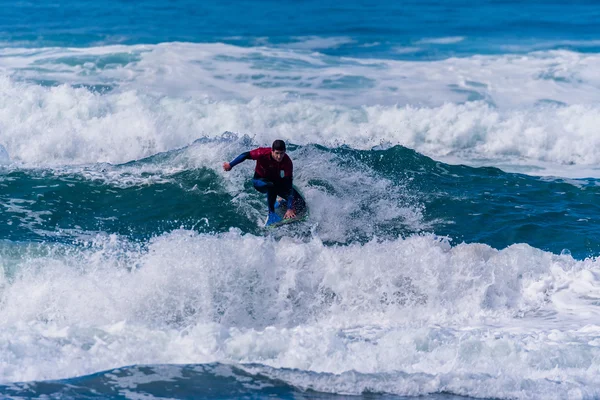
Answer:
[
  {"left": 1, "top": 1, "right": 600, "bottom": 399},
  {"left": 3, "top": 44, "right": 600, "bottom": 172}
]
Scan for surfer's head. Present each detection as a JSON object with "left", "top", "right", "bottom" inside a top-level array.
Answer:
[{"left": 271, "top": 140, "right": 286, "bottom": 162}]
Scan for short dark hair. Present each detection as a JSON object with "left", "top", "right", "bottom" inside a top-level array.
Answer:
[{"left": 272, "top": 140, "right": 286, "bottom": 152}]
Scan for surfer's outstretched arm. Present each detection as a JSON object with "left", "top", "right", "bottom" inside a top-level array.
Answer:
[{"left": 223, "top": 151, "right": 251, "bottom": 171}]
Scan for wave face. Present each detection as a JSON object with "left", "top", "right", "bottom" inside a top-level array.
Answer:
[
  {"left": 1, "top": 141, "right": 600, "bottom": 256},
  {"left": 2, "top": 1, "right": 600, "bottom": 399}
]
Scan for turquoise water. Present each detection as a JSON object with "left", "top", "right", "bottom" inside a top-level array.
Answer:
[
  {"left": 2, "top": 143, "right": 599, "bottom": 258},
  {"left": 2, "top": 1, "right": 600, "bottom": 399}
]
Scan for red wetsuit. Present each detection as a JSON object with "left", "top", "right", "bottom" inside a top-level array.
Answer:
[
  {"left": 249, "top": 147, "right": 293, "bottom": 183},
  {"left": 228, "top": 147, "right": 295, "bottom": 212}
]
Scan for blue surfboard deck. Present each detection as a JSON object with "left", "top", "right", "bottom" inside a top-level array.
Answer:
[{"left": 265, "top": 186, "right": 309, "bottom": 228}]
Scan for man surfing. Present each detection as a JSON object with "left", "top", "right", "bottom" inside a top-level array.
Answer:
[{"left": 223, "top": 140, "right": 296, "bottom": 225}]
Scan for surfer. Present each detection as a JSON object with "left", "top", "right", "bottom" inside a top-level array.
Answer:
[{"left": 223, "top": 140, "right": 296, "bottom": 225}]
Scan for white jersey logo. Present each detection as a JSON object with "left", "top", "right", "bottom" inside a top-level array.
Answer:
[{"left": 280, "top": 170, "right": 285, "bottom": 178}]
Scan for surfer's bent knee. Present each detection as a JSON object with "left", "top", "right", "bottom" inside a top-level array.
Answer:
[{"left": 252, "top": 178, "right": 274, "bottom": 193}]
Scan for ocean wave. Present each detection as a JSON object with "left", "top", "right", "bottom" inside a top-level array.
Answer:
[
  {"left": 0, "top": 231, "right": 599, "bottom": 398},
  {"left": 2, "top": 43, "right": 600, "bottom": 109},
  {"left": 2, "top": 139, "right": 599, "bottom": 259},
  {"left": 3, "top": 43, "right": 600, "bottom": 174},
  {"left": 2, "top": 71, "right": 600, "bottom": 174}
]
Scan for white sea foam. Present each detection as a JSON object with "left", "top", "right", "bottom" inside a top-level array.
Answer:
[
  {"left": 2, "top": 72, "right": 600, "bottom": 177},
  {"left": 3, "top": 43, "right": 600, "bottom": 108},
  {"left": 501, "top": 39, "right": 600, "bottom": 53},
  {"left": 393, "top": 46, "right": 423, "bottom": 54},
  {"left": 415, "top": 36, "right": 466, "bottom": 45},
  {"left": 0, "top": 231, "right": 599, "bottom": 398},
  {"left": 0, "top": 145, "right": 9, "bottom": 164},
  {"left": 1, "top": 43, "right": 600, "bottom": 176}
]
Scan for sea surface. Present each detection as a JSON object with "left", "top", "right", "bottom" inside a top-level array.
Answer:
[{"left": 1, "top": 1, "right": 600, "bottom": 399}]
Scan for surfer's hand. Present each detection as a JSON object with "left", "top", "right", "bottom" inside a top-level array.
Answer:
[
  {"left": 284, "top": 209, "right": 296, "bottom": 219},
  {"left": 223, "top": 162, "right": 232, "bottom": 171}
]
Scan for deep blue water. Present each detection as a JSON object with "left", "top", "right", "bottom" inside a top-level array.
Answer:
[
  {"left": 2, "top": 0, "right": 600, "bottom": 58},
  {"left": 2, "top": 1, "right": 600, "bottom": 399}
]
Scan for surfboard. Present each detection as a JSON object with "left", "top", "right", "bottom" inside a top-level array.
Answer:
[{"left": 265, "top": 186, "right": 309, "bottom": 228}]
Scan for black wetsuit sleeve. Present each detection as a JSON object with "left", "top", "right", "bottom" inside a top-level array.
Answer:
[
  {"left": 283, "top": 177, "right": 294, "bottom": 209},
  {"left": 229, "top": 151, "right": 251, "bottom": 168}
]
